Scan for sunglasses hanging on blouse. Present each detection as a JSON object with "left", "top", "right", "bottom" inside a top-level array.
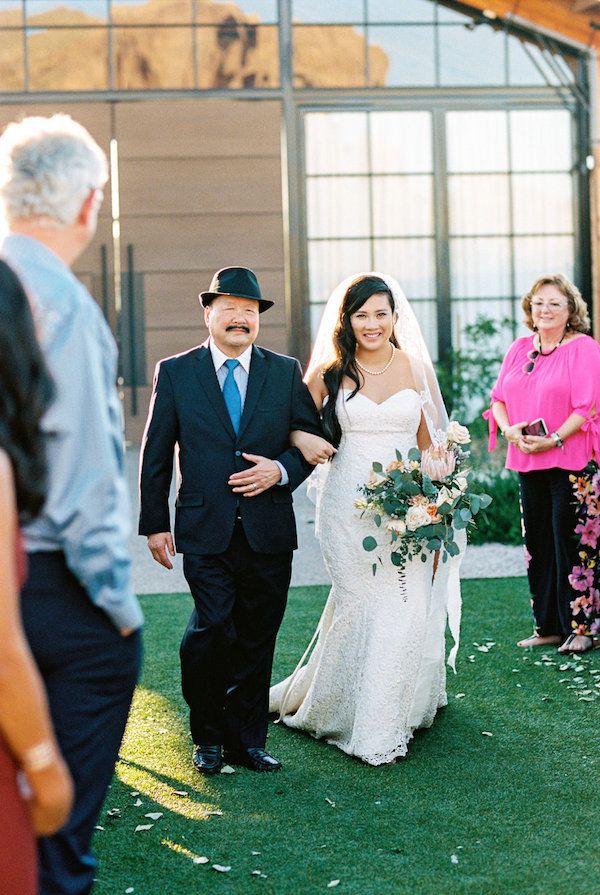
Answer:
[{"left": 523, "top": 331, "right": 566, "bottom": 375}]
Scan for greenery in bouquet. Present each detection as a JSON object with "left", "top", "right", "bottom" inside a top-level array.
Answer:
[
  {"left": 568, "top": 461, "right": 600, "bottom": 637},
  {"left": 356, "top": 421, "right": 492, "bottom": 574}
]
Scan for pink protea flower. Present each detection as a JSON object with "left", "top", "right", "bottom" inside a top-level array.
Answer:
[
  {"left": 569, "top": 566, "right": 595, "bottom": 592},
  {"left": 420, "top": 446, "right": 456, "bottom": 482}
]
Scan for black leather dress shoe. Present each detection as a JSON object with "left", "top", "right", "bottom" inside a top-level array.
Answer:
[
  {"left": 192, "top": 744, "right": 222, "bottom": 775},
  {"left": 223, "top": 747, "right": 282, "bottom": 772}
]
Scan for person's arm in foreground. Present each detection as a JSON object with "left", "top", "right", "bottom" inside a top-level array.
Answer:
[{"left": 0, "top": 453, "right": 73, "bottom": 834}]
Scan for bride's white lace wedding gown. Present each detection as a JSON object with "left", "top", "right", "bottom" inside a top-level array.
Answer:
[{"left": 270, "top": 387, "right": 454, "bottom": 766}]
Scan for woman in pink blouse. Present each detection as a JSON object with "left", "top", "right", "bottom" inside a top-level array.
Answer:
[{"left": 486, "top": 274, "right": 600, "bottom": 654}]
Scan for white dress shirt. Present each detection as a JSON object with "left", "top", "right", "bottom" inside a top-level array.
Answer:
[{"left": 208, "top": 339, "right": 288, "bottom": 485}]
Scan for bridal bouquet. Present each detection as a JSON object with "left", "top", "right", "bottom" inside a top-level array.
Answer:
[{"left": 356, "top": 421, "right": 491, "bottom": 574}]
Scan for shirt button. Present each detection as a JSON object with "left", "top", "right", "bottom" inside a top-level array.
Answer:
[{"left": 235, "top": 450, "right": 242, "bottom": 457}]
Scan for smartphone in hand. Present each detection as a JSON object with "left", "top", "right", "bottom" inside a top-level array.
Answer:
[{"left": 522, "top": 418, "right": 548, "bottom": 437}]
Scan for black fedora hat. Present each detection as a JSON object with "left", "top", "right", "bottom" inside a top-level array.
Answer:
[{"left": 200, "top": 266, "right": 274, "bottom": 313}]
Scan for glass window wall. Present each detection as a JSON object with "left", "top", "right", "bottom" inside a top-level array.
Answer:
[
  {"left": 304, "top": 106, "right": 578, "bottom": 360},
  {"left": 0, "top": 1, "right": 584, "bottom": 94}
]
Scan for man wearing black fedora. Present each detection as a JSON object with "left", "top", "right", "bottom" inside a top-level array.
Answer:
[{"left": 139, "top": 266, "right": 325, "bottom": 773}]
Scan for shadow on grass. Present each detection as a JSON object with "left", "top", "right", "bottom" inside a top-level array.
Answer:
[{"left": 94, "top": 581, "right": 600, "bottom": 895}]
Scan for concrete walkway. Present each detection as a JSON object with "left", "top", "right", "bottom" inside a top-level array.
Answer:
[{"left": 126, "top": 449, "right": 525, "bottom": 595}]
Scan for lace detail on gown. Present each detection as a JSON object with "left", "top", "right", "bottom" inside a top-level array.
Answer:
[{"left": 270, "top": 389, "right": 450, "bottom": 766}]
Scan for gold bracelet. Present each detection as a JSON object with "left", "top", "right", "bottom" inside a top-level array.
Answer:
[{"left": 22, "top": 740, "right": 56, "bottom": 773}]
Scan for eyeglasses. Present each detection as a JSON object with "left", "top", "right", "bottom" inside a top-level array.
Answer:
[
  {"left": 523, "top": 348, "right": 539, "bottom": 375},
  {"left": 530, "top": 300, "right": 568, "bottom": 311}
]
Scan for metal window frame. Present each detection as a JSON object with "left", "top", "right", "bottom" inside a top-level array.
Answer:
[{"left": 290, "top": 86, "right": 590, "bottom": 364}]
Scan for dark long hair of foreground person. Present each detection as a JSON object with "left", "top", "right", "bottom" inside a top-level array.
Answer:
[{"left": 0, "top": 260, "right": 54, "bottom": 521}]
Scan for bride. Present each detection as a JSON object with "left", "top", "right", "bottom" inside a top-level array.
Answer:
[{"left": 269, "top": 273, "right": 463, "bottom": 766}]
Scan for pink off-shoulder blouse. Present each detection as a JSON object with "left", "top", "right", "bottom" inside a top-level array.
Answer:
[{"left": 484, "top": 333, "right": 600, "bottom": 473}]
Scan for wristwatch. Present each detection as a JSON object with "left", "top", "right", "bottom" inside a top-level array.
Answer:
[{"left": 550, "top": 431, "right": 564, "bottom": 448}]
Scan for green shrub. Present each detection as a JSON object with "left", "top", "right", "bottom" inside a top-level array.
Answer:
[
  {"left": 468, "top": 471, "right": 522, "bottom": 545},
  {"left": 436, "top": 315, "right": 514, "bottom": 441}
]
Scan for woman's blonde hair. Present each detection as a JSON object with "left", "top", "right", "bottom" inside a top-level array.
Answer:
[{"left": 521, "top": 274, "right": 590, "bottom": 333}]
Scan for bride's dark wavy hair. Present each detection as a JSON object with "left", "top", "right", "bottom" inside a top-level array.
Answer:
[
  {"left": 0, "top": 261, "right": 54, "bottom": 522},
  {"left": 321, "top": 275, "right": 398, "bottom": 447}
]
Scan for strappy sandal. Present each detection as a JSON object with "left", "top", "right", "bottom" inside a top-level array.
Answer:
[{"left": 557, "top": 633, "right": 599, "bottom": 654}]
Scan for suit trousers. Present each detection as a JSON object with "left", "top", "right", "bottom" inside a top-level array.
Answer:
[
  {"left": 180, "top": 520, "right": 292, "bottom": 749},
  {"left": 20, "top": 553, "right": 142, "bottom": 895},
  {"left": 519, "top": 467, "right": 583, "bottom": 637}
]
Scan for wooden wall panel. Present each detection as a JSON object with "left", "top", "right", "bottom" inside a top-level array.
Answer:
[
  {"left": 115, "top": 98, "right": 288, "bottom": 441},
  {"left": 115, "top": 98, "right": 281, "bottom": 159},
  {"left": 119, "top": 157, "right": 282, "bottom": 216},
  {"left": 120, "top": 214, "right": 284, "bottom": 271}
]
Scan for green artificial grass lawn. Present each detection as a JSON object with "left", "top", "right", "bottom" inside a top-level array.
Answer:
[{"left": 94, "top": 580, "right": 600, "bottom": 895}]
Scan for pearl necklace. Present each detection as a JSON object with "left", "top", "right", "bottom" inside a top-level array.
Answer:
[{"left": 355, "top": 344, "right": 395, "bottom": 376}]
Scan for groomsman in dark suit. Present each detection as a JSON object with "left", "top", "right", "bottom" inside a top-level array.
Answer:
[{"left": 139, "top": 267, "right": 322, "bottom": 773}]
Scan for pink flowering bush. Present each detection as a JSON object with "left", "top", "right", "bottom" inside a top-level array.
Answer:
[{"left": 568, "top": 462, "right": 600, "bottom": 637}]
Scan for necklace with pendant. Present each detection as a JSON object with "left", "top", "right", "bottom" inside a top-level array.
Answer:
[
  {"left": 355, "top": 344, "right": 395, "bottom": 376},
  {"left": 536, "top": 330, "right": 565, "bottom": 356}
]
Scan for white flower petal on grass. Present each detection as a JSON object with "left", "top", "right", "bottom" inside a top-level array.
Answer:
[
  {"left": 251, "top": 850, "right": 261, "bottom": 856},
  {"left": 450, "top": 854, "right": 459, "bottom": 864},
  {"left": 133, "top": 799, "right": 142, "bottom": 807},
  {"left": 481, "top": 731, "right": 493, "bottom": 737},
  {"left": 193, "top": 856, "right": 209, "bottom": 865},
  {"left": 173, "top": 790, "right": 188, "bottom": 797},
  {"left": 325, "top": 797, "right": 336, "bottom": 808},
  {"left": 211, "top": 865, "right": 231, "bottom": 873},
  {"left": 220, "top": 765, "right": 235, "bottom": 774},
  {"left": 126, "top": 888, "right": 135, "bottom": 893},
  {"left": 144, "top": 813, "right": 163, "bottom": 821},
  {"left": 129, "top": 791, "right": 140, "bottom": 797},
  {"left": 206, "top": 809, "right": 223, "bottom": 816},
  {"left": 94, "top": 825, "right": 105, "bottom": 831},
  {"left": 327, "top": 881, "right": 340, "bottom": 888},
  {"left": 106, "top": 808, "right": 121, "bottom": 817},
  {"left": 134, "top": 824, "right": 153, "bottom": 832},
  {"left": 455, "top": 693, "right": 466, "bottom": 699}
]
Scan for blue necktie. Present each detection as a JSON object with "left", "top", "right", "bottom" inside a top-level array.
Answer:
[{"left": 223, "top": 358, "right": 242, "bottom": 433}]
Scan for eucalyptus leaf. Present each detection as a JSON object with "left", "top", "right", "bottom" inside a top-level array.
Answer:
[
  {"left": 391, "top": 552, "right": 403, "bottom": 567},
  {"left": 407, "top": 447, "right": 421, "bottom": 461},
  {"left": 363, "top": 536, "right": 378, "bottom": 552},
  {"left": 372, "top": 461, "right": 383, "bottom": 474}
]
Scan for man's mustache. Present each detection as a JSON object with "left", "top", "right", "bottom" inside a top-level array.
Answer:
[{"left": 226, "top": 325, "right": 250, "bottom": 333}]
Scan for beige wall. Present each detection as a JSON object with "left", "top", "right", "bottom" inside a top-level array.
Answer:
[
  {"left": 114, "top": 98, "right": 287, "bottom": 441},
  {"left": 0, "top": 98, "right": 288, "bottom": 443}
]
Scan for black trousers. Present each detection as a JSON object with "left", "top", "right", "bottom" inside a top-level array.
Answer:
[
  {"left": 519, "top": 468, "right": 583, "bottom": 637},
  {"left": 20, "top": 553, "right": 142, "bottom": 895},
  {"left": 180, "top": 520, "right": 292, "bottom": 749}
]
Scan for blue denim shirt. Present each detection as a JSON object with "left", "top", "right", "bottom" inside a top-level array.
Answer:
[{"left": 1, "top": 233, "right": 143, "bottom": 632}]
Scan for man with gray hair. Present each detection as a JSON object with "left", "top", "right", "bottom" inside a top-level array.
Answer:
[{"left": 0, "top": 114, "right": 142, "bottom": 894}]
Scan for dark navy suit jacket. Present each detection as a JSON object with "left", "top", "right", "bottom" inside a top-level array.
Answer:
[{"left": 138, "top": 342, "right": 322, "bottom": 555}]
